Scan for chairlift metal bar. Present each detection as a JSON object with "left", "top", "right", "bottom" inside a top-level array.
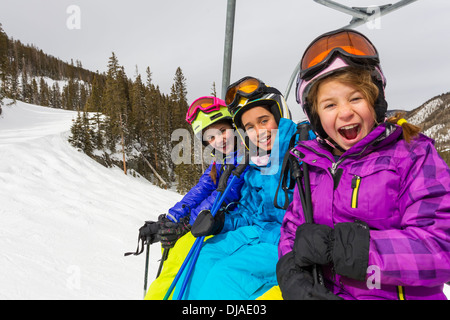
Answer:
[
  {"left": 284, "top": 0, "right": 419, "bottom": 101},
  {"left": 221, "top": 0, "right": 237, "bottom": 100}
]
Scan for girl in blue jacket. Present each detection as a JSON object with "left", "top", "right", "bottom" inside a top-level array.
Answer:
[
  {"left": 172, "top": 77, "right": 299, "bottom": 300},
  {"left": 143, "top": 96, "right": 245, "bottom": 299}
]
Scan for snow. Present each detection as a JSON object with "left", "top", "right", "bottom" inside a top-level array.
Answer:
[
  {"left": 408, "top": 98, "right": 442, "bottom": 125},
  {"left": 0, "top": 99, "right": 181, "bottom": 299},
  {"left": 0, "top": 99, "right": 449, "bottom": 300}
]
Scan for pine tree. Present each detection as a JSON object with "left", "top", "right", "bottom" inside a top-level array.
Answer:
[
  {"left": 50, "top": 82, "right": 62, "bottom": 108},
  {"left": 69, "top": 111, "right": 94, "bottom": 156},
  {"left": 0, "top": 24, "right": 8, "bottom": 108},
  {"left": 31, "top": 78, "right": 39, "bottom": 105},
  {"left": 69, "top": 112, "right": 84, "bottom": 149},
  {"left": 39, "top": 77, "right": 49, "bottom": 106},
  {"left": 85, "top": 75, "right": 102, "bottom": 112},
  {"left": 170, "top": 67, "right": 201, "bottom": 193},
  {"left": 211, "top": 81, "right": 217, "bottom": 97},
  {"left": 81, "top": 111, "right": 94, "bottom": 156},
  {"left": 102, "top": 52, "right": 128, "bottom": 152},
  {"left": 130, "top": 73, "right": 147, "bottom": 144}
]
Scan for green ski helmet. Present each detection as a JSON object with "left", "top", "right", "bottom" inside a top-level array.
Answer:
[{"left": 186, "top": 96, "right": 233, "bottom": 144}]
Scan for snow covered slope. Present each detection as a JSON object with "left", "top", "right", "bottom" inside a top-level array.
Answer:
[{"left": 0, "top": 100, "right": 181, "bottom": 299}]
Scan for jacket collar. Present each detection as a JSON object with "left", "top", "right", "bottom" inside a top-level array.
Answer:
[{"left": 296, "top": 122, "right": 402, "bottom": 163}]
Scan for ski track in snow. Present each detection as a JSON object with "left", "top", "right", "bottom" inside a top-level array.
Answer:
[
  {"left": 0, "top": 100, "right": 448, "bottom": 300},
  {"left": 0, "top": 100, "right": 181, "bottom": 299}
]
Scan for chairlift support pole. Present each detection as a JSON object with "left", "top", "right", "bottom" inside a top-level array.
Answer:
[
  {"left": 221, "top": 0, "right": 237, "bottom": 100},
  {"left": 284, "top": 0, "right": 419, "bottom": 100}
]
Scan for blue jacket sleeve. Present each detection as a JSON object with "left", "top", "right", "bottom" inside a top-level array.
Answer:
[{"left": 167, "top": 162, "right": 217, "bottom": 223}]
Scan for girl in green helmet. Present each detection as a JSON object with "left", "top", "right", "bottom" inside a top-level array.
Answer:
[{"left": 143, "top": 96, "right": 246, "bottom": 299}]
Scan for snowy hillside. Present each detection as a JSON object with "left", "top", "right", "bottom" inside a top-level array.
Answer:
[{"left": 0, "top": 100, "right": 181, "bottom": 299}]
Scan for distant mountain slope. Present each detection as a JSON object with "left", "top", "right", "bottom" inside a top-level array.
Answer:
[{"left": 404, "top": 92, "right": 450, "bottom": 165}]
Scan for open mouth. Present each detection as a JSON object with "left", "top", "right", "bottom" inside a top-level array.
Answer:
[
  {"left": 258, "top": 134, "right": 271, "bottom": 146},
  {"left": 338, "top": 124, "right": 361, "bottom": 140}
]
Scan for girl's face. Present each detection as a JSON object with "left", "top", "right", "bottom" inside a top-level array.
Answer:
[
  {"left": 316, "top": 79, "right": 375, "bottom": 154},
  {"left": 241, "top": 106, "right": 278, "bottom": 152},
  {"left": 204, "top": 121, "right": 234, "bottom": 155}
]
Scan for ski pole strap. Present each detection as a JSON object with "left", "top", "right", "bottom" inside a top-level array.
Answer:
[
  {"left": 273, "top": 122, "right": 313, "bottom": 210},
  {"left": 273, "top": 150, "right": 294, "bottom": 210},
  {"left": 124, "top": 235, "right": 146, "bottom": 256}
]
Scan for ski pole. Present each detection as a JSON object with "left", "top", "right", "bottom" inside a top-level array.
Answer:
[
  {"left": 143, "top": 242, "right": 150, "bottom": 299},
  {"left": 162, "top": 189, "right": 224, "bottom": 300},
  {"left": 162, "top": 163, "right": 236, "bottom": 300},
  {"left": 162, "top": 211, "right": 218, "bottom": 300},
  {"left": 290, "top": 152, "right": 324, "bottom": 286},
  {"left": 156, "top": 248, "right": 169, "bottom": 278},
  {"left": 176, "top": 160, "right": 248, "bottom": 300},
  {"left": 176, "top": 178, "right": 236, "bottom": 300}
]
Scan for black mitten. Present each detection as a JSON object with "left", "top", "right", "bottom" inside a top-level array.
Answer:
[
  {"left": 276, "top": 252, "right": 342, "bottom": 300},
  {"left": 191, "top": 209, "right": 225, "bottom": 237},
  {"left": 158, "top": 215, "right": 191, "bottom": 249},
  {"left": 293, "top": 223, "right": 334, "bottom": 267},
  {"left": 332, "top": 221, "right": 370, "bottom": 281},
  {"left": 293, "top": 221, "right": 370, "bottom": 281},
  {"left": 138, "top": 220, "right": 161, "bottom": 244}
]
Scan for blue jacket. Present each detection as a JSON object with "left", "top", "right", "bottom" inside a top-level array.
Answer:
[
  {"left": 221, "top": 118, "right": 299, "bottom": 244},
  {"left": 172, "top": 118, "right": 301, "bottom": 300},
  {"left": 167, "top": 152, "right": 245, "bottom": 225}
]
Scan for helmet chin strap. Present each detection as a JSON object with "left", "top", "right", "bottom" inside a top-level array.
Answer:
[{"left": 321, "top": 137, "right": 346, "bottom": 155}]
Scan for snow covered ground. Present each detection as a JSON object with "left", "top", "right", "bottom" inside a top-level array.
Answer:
[
  {"left": 0, "top": 100, "right": 448, "bottom": 300},
  {"left": 0, "top": 100, "right": 181, "bottom": 299}
]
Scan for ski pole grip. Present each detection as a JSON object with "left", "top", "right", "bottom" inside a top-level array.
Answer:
[
  {"left": 232, "top": 149, "right": 249, "bottom": 178},
  {"left": 232, "top": 163, "right": 247, "bottom": 178},
  {"left": 289, "top": 153, "right": 302, "bottom": 180},
  {"left": 217, "top": 164, "right": 235, "bottom": 192}
]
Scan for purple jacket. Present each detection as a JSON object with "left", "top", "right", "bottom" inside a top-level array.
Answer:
[{"left": 279, "top": 122, "right": 450, "bottom": 300}]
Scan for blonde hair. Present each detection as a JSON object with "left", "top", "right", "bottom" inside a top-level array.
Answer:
[{"left": 307, "top": 67, "right": 420, "bottom": 143}]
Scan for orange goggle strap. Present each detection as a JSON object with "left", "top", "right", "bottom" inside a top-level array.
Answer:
[{"left": 300, "top": 29, "right": 379, "bottom": 80}]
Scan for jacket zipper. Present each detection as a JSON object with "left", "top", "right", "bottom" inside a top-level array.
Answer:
[
  {"left": 351, "top": 175, "right": 361, "bottom": 208},
  {"left": 397, "top": 286, "right": 406, "bottom": 300}
]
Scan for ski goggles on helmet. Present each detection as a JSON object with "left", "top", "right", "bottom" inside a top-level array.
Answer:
[
  {"left": 225, "top": 77, "right": 268, "bottom": 112},
  {"left": 186, "top": 96, "right": 226, "bottom": 125},
  {"left": 300, "top": 29, "right": 379, "bottom": 81}
]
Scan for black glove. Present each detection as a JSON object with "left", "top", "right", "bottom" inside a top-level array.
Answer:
[
  {"left": 158, "top": 215, "right": 191, "bottom": 249},
  {"left": 138, "top": 219, "right": 161, "bottom": 245},
  {"left": 191, "top": 209, "right": 225, "bottom": 237},
  {"left": 276, "top": 252, "right": 342, "bottom": 300},
  {"left": 293, "top": 221, "right": 370, "bottom": 281}
]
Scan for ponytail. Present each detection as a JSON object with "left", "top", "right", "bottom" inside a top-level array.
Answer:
[
  {"left": 386, "top": 112, "right": 420, "bottom": 143},
  {"left": 209, "top": 161, "right": 218, "bottom": 185}
]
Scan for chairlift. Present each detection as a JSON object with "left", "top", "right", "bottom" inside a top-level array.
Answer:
[
  {"left": 284, "top": 0, "right": 419, "bottom": 101},
  {"left": 219, "top": 0, "right": 419, "bottom": 102}
]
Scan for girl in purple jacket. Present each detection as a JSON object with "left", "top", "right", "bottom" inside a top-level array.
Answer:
[{"left": 277, "top": 29, "right": 450, "bottom": 300}]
